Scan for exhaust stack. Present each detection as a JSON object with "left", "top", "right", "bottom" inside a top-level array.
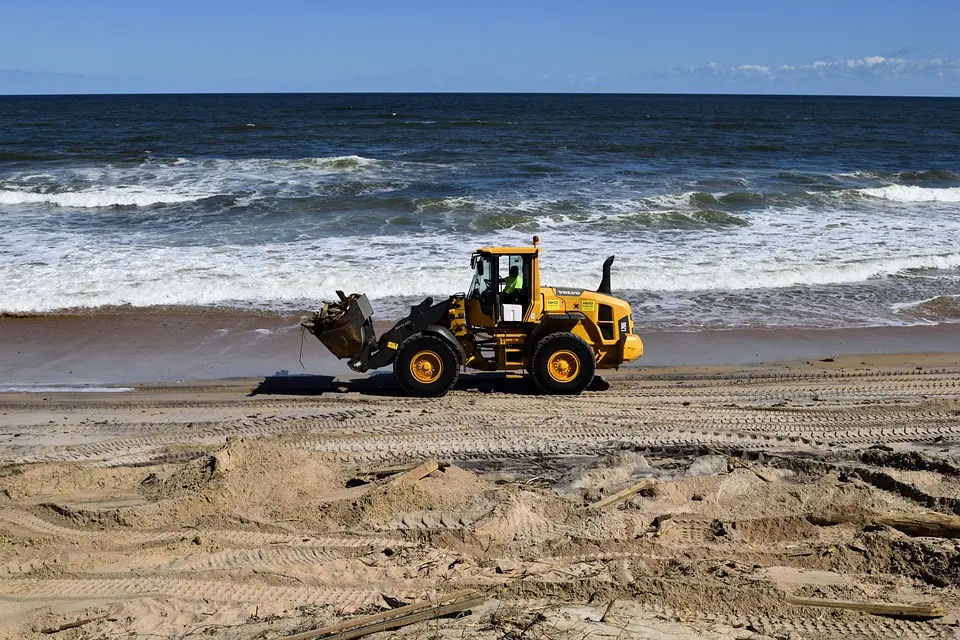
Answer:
[{"left": 597, "top": 255, "right": 614, "bottom": 294}]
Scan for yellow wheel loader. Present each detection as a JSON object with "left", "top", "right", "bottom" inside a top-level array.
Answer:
[{"left": 302, "top": 237, "right": 643, "bottom": 397}]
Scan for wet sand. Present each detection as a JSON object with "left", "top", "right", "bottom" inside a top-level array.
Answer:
[{"left": 3, "top": 309, "right": 959, "bottom": 386}]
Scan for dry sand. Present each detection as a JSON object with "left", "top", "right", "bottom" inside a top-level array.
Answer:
[{"left": 1, "top": 353, "right": 959, "bottom": 638}]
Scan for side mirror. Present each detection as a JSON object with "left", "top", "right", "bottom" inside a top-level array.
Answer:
[{"left": 477, "top": 261, "right": 484, "bottom": 276}]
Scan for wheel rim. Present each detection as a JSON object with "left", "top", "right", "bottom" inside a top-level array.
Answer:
[
  {"left": 547, "top": 350, "right": 580, "bottom": 383},
  {"left": 410, "top": 350, "right": 443, "bottom": 384}
]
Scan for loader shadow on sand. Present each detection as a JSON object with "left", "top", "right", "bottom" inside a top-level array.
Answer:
[{"left": 250, "top": 372, "right": 610, "bottom": 396}]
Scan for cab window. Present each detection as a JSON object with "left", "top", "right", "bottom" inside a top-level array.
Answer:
[
  {"left": 467, "top": 253, "right": 494, "bottom": 299},
  {"left": 497, "top": 255, "right": 524, "bottom": 292}
]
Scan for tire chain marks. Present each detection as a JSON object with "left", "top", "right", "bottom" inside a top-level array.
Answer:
[
  {"left": 0, "top": 577, "right": 383, "bottom": 609},
  {"left": 0, "top": 368, "right": 957, "bottom": 467}
]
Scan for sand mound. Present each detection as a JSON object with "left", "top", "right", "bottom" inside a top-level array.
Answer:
[
  {"left": 82, "top": 437, "right": 355, "bottom": 528},
  {"left": 474, "top": 489, "right": 575, "bottom": 547},
  {"left": 0, "top": 462, "right": 146, "bottom": 503},
  {"left": 316, "top": 464, "right": 496, "bottom": 530},
  {"left": 558, "top": 453, "right": 744, "bottom": 505},
  {"left": 558, "top": 451, "right": 655, "bottom": 495},
  {"left": 622, "top": 466, "right": 923, "bottom": 523},
  {"left": 567, "top": 508, "right": 649, "bottom": 541},
  {"left": 157, "top": 437, "right": 346, "bottom": 507}
]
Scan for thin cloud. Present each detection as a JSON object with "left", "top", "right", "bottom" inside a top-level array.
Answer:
[
  {"left": 738, "top": 64, "right": 771, "bottom": 73},
  {"left": 671, "top": 53, "right": 960, "bottom": 83}
]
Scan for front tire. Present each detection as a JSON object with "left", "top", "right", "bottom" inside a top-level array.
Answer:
[
  {"left": 394, "top": 334, "right": 460, "bottom": 397},
  {"left": 531, "top": 332, "right": 596, "bottom": 395}
]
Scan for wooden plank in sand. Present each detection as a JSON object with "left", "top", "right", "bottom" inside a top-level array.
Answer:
[
  {"left": 588, "top": 479, "right": 655, "bottom": 509},
  {"left": 41, "top": 615, "right": 110, "bottom": 634},
  {"left": 809, "top": 511, "right": 960, "bottom": 539},
  {"left": 283, "top": 589, "right": 485, "bottom": 640},
  {"left": 785, "top": 595, "right": 945, "bottom": 619},
  {"left": 392, "top": 459, "right": 441, "bottom": 484},
  {"left": 356, "top": 460, "right": 448, "bottom": 479}
]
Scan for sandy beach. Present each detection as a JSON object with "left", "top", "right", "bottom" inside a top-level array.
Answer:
[{"left": 1, "top": 317, "right": 959, "bottom": 639}]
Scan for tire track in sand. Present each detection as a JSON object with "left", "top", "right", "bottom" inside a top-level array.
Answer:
[
  {"left": 0, "top": 577, "right": 383, "bottom": 609},
  {"left": 0, "top": 509, "right": 411, "bottom": 549}
]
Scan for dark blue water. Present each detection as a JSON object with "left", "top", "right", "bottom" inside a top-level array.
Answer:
[{"left": 2, "top": 94, "right": 960, "bottom": 328}]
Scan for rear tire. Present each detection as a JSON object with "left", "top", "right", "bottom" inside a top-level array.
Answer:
[
  {"left": 394, "top": 334, "right": 460, "bottom": 397},
  {"left": 531, "top": 332, "right": 596, "bottom": 395}
]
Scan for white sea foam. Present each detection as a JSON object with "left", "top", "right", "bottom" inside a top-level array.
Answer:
[
  {"left": 835, "top": 170, "right": 883, "bottom": 180},
  {"left": 620, "top": 254, "right": 960, "bottom": 292},
  {"left": 891, "top": 294, "right": 960, "bottom": 316},
  {"left": 641, "top": 192, "right": 700, "bottom": 209},
  {"left": 169, "top": 155, "right": 386, "bottom": 172},
  {"left": 3, "top": 219, "right": 960, "bottom": 313},
  {"left": 858, "top": 185, "right": 960, "bottom": 202},
  {"left": 3, "top": 155, "right": 960, "bottom": 317},
  {"left": 301, "top": 155, "right": 381, "bottom": 169},
  {"left": 412, "top": 196, "right": 476, "bottom": 213},
  {"left": 0, "top": 188, "right": 206, "bottom": 208}
]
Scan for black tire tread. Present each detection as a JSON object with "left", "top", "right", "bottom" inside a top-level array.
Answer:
[
  {"left": 394, "top": 334, "right": 460, "bottom": 397},
  {"left": 531, "top": 332, "right": 596, "bottom": 395}
]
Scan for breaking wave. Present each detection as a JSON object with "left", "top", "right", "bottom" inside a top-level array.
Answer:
[
  {"left": 2, "top": 229, "right": 959, "bottom": 313},
  {"left": 892, "top": 295, "right": 960, "bottom": 322},
  {"left": 895, "top": 169, "right": 959, "bottom": 182},
  {"left": 0, "top": 188, "right": 206, "bottom": 208},
  {"left": 857, "top": 185, "right": 960, "bottom": 203}
]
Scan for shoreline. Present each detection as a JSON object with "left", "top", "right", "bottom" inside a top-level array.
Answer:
[{"left": 3, "top": 310, "right": 959, "bottom": 386}]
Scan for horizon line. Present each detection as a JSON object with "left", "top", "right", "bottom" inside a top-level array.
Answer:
[{"left": 2, "top": 90, "right": 960, "bottom": 99}]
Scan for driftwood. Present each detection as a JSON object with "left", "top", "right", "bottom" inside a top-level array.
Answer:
[
  {"left": 356, "top": 460, "right": 449, "bottom": 479},
  {"left": 301, "top": 291, "right": 362, "bottom": 331},
  {"left": 589, "top": 479, "right": 655, "bottom": 510},
  {"left": 355, "top": 462, "right": 420, "bottom": 478},
  {"left": 785, "top": 595, "right": 945, "bottom": 619},
  {"left": 809, "top": 511, "right": 960, "bottom": 539},
  {"left": 869, "top": 512, "right": 960, "bottom": 538},
  {"left": 706, "top": 448, "right": 777, "bottom": 482},
  {"left": 283, "top": 589, "right": 485, "bottom": 640},
  {"left": 41, "top": 614, "right": 110, "bottom": 634}
]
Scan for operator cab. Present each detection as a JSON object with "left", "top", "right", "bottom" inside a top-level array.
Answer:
[{"left": 466, "top": 249, "right": 535, "bottom": 327}]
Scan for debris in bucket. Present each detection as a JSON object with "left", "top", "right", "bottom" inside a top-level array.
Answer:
[{"left": 301, "top": 290, "right": 363, "bottom": 333}]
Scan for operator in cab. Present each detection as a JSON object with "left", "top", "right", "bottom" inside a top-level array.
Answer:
[{"left": 502, "top": 264, "right": 523, "bottom": 304}]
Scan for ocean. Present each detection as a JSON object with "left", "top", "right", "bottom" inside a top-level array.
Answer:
[{"left": 1, "top": 93, "right": 959, "bottom": 331}]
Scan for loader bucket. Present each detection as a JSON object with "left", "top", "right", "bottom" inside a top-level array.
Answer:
[{"left": 303, "top": 293, "right": 376, "bottom": 360}]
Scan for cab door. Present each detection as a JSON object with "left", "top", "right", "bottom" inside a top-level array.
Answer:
[{"left": 465, "top": 252, "right": 497, "bottom": 327}]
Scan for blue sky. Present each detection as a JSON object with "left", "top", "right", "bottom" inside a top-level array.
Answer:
[{"left": 2, "top": 0, "right": 959, "bottom": 95}]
